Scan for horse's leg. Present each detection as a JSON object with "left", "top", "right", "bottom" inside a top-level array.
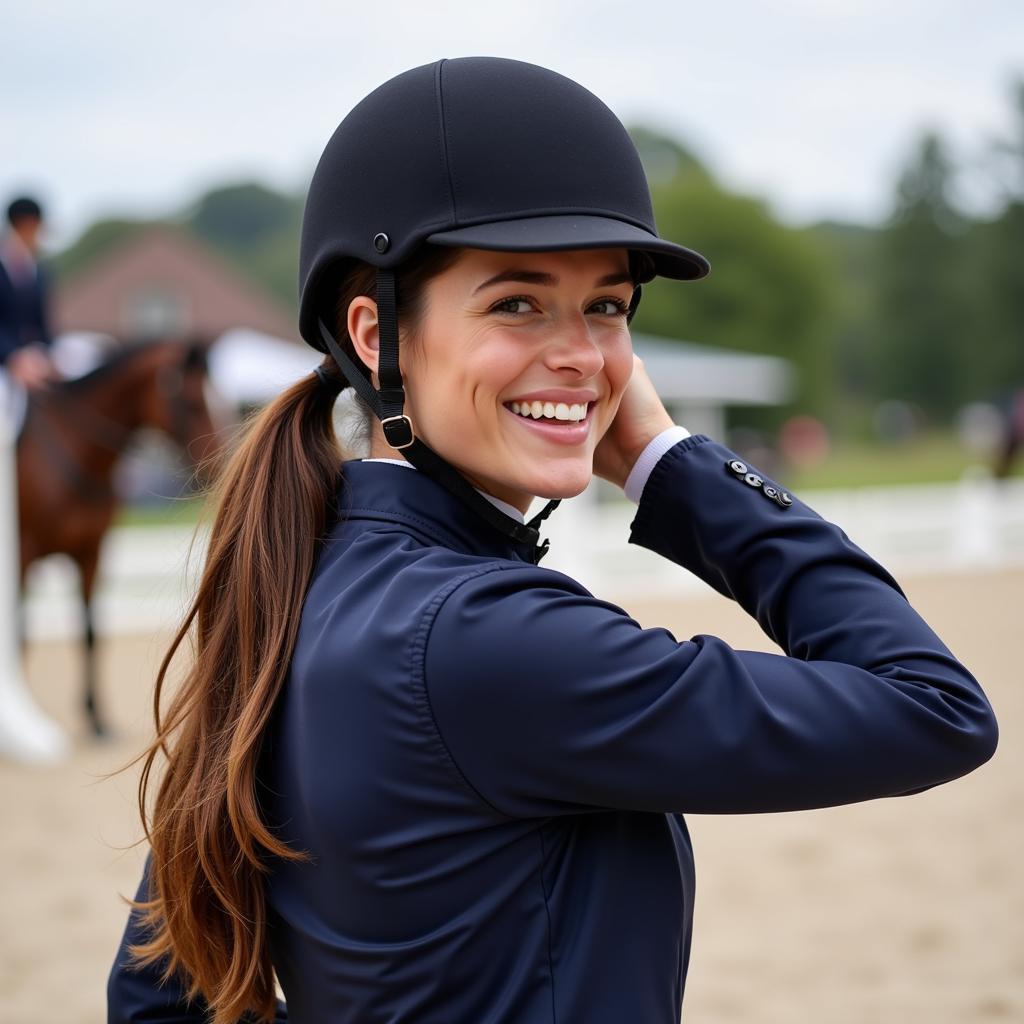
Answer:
[
  {"left": 16, "top": 575, "right": 27, "bottom": 655},
  {"left": 16, "top": 450, "right": 32, "bottom": 655},
  {"left": 994, "top": 420, "right": 1019, "bottom": 480},
  {"left": 77, "top": 549, "right": 107, "bottom": 738}
]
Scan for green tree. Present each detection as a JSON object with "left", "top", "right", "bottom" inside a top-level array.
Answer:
[
  {"left": 980, "top": 202, "right": 1024, "bottom": 388},
  {"left": 187, "top": 182, "right": 297, "bottom": 249},
  {"left": 807, "top": 220, "right": 879, "bottom": 438},
  {"left": 974, "top": 78, "right": 1024, "bottom": 399},
  {"left": 53, "top": 219, "right": 153, "bottom": 280},
  {"left": 872, "top": 131, "right": 971, "bottom": 423},
  {"left": 630, "top": 126, "right": 713, "bottom": 188},
  {"left": 184, "top": 183, "right": 303, "bottom": 314}
]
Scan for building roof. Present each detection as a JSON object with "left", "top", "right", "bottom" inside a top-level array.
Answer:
[
  {"left": 53, "top": 225, "right": 295, "bottom": 340},
  {"left": 631, "top": 333, "right": 794, "bottom": 406}
]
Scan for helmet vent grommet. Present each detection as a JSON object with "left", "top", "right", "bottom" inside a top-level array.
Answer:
[{"left": 373, "top": 232, "right": 390, "bottom": 254}]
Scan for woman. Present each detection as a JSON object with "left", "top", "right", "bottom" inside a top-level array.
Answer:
[{"left": 107, "top": 57, "right": 998, "bottom": 1024}]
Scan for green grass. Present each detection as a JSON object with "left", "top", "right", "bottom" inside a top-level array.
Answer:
[
  {"left": 784, "top": 430, "right": 1023, "bottom": 490},
  {"left": 115, "top": 496, "right": 207, "bottom": 528}
]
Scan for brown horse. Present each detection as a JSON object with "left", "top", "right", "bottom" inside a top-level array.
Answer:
[{"left": 16, "top": 337, "right": 223, "bottom": 737}]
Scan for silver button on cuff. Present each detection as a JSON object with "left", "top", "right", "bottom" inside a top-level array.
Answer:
[{"left": 724, "top": 458, "right": 792, "bottom": 510}]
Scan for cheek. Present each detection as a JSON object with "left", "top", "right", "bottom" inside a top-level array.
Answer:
[
  {"left": 467, "top": 335, "right": 534, "bottom": 405},
  {"left": 604, "top": 334, "right": 635, "bottom": 399},
  {"left": 477, "top": 339, "right": 532, "bottom": 395},
  {"left": 403, "top": 333, "right": 518, "bottom": 432}
]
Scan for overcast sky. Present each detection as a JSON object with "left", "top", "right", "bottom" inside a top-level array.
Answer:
[{"left": 3, "top": 0, "right": 1021, "bottom": 251}]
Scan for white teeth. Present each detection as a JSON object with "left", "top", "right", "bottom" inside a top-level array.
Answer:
[{"left": 508, "top": 400, "right": 590, "bottom": 422}]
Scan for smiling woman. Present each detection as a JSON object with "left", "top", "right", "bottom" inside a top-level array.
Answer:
[
  {"left": 350, "top": 248, "right": 641, "bottom": 511},
  {"left": 107, "top": 57, "right": 998, "bottom": 1024}
]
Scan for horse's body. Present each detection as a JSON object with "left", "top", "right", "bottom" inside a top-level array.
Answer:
[{"left": 16, "top": 338, "right": 221, "bottom": 736}]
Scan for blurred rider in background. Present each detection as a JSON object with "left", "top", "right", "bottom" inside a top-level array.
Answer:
[
  {"left": 1, "top": 196, "right": 59, "bottom": 387},
  {"left": 0, "top": 195, "right": 68, "bottom": 763}
]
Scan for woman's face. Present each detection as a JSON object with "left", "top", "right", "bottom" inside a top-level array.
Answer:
[{"left": 377, "top": 247, "right": 636, "bottom": 513}]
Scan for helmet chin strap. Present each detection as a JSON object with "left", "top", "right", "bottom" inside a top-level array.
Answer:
[{"left": 318, "top": 269, "right": 574, "bottom": 563}]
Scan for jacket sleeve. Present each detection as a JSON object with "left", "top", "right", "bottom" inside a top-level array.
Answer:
[
  {"left": 107, "top": 854, "right": 288, "bottom": 1023},
  {"left": 423, "top": 434, "right": 998, "bottom": 818},
  {"left": 0, "top": 265, "right": 18, "bottom": 364},
  {"left": 32, "top": 266, "right": 54, "bottom": 349}
]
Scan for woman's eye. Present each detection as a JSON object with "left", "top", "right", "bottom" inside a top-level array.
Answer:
[
  {"left": 589, "top": 298, "right": 630, "bottom": 316},
  {"left": 490, "top": 296, "right": 535, "bottom": 315},
  {"left": 489, "top": 296, "right": 629, "bottom": 316}
]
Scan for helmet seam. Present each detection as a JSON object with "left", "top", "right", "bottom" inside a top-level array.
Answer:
[
  {"left": 435, "top": 206, "right": 659, "bottom": 234},
  {"left": 435, "top": 59, "right": 460, "bottom": 224}
]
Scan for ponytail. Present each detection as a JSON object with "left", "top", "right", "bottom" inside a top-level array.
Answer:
[
  {"left": 126, "top": 244, "right": 463, "bottom": 1022},
  {"left": 129, "top": 367, "right": 342, "bottom": 1023}
]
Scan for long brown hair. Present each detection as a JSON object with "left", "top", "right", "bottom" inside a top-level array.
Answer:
[{"left": 128, "top": 246, "right": 462, "bottom": 1023}]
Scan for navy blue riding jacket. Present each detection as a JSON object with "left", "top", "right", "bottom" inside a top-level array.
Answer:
[
  {"left": 0, "top": 256, "right": 52, "bottom": 365},
  {"left": 108, "top": 434, "right": 998, "bottom": 1023}
]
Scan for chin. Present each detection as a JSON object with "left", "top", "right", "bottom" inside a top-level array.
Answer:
[{"left": 522, "top": 461, "right": 593, "bottom": 501}]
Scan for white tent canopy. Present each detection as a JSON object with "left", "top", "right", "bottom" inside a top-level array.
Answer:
[
  {"left": 50, "top": 328, "right": 320, "bottom": 406},
  {"left": 206, "top": 327, "right": 321, "bottom": 405},
  {"left": 631, "top": 334, "right": 794, "bottom": 407}
]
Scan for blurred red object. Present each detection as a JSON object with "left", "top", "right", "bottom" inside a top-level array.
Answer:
[{"left": 779, "top": 415, "right": 831, "bottom": 469}]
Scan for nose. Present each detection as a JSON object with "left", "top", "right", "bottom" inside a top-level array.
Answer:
[{"left": 542, "top": 313, "right": 605, "bottom": 379}]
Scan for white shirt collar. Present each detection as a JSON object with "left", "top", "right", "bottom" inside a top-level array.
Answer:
[{"left": 361, "top": 457, "right": 528, "bottom": 524}]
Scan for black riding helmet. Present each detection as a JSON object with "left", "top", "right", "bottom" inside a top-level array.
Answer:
[{"left": 299, "top": 56, "right": 710, "bottom": 561}]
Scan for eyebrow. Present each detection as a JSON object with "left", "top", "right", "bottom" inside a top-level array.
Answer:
[{"left": 472, "top": 268, "right": 634, "bottom": 294}]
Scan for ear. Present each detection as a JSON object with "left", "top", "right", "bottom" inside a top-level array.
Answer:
[{"left": 348, "top": 296, "right": 380, "bottom": 379}]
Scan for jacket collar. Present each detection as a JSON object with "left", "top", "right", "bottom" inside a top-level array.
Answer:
[
  {"left": 361, "top": 458, "right": 526, "bottom": 523},
  {"left": 339, "top": 459, "right": 543, "bottom": 563}
]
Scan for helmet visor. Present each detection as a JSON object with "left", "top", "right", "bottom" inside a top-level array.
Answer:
[{"left": 426, "top": 213, "right": 708, "bottom": 281}]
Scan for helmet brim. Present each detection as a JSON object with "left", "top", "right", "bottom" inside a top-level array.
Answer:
[{"left": 426, "top": 214, "right": 709, "bottom": 281}]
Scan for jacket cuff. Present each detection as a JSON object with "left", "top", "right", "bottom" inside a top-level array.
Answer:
[{"left": 622, "top": 425, "right": 693, "bottom": 503}]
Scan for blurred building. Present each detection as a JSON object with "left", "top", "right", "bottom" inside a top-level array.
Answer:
[
  {"left": 53, "top": 225, "right": 294, "bottom": 340},
  {"left": 632, "top": 333, "right": 794, "bottom": 439},
  {"left": 49, "top": 225, "right": 298, "bottom": 505}
]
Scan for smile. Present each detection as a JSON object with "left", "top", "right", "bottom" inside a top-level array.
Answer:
[
  {"left": 506, "top": 400, "right": 590, "bottom": 423},
  {"left": 501, "top": 399, "right": 595, "bottom": 446}
]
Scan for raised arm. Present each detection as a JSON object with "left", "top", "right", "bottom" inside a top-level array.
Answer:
[{"left": 423, "top": 434, "right": 998, "bottom": 818}]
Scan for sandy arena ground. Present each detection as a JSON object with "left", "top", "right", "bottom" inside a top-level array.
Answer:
[{"left": 1, "top": 567, "right": 1021, "bottom": 1023}]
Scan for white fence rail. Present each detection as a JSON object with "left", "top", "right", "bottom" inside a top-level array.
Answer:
[
  {"left": 544, "top": 474, "right": 1024, "bottom": 600},
  {"left": 21, "top": 476, "right": 1024, "bottom": 641}
]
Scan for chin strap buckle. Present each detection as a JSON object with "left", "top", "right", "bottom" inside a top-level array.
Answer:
[
  {"left": 382, "top": 414, "right": 415, "bottom": 450},
  {"left": 532, "top": 537, "right": 551, "bottom": 564}
]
